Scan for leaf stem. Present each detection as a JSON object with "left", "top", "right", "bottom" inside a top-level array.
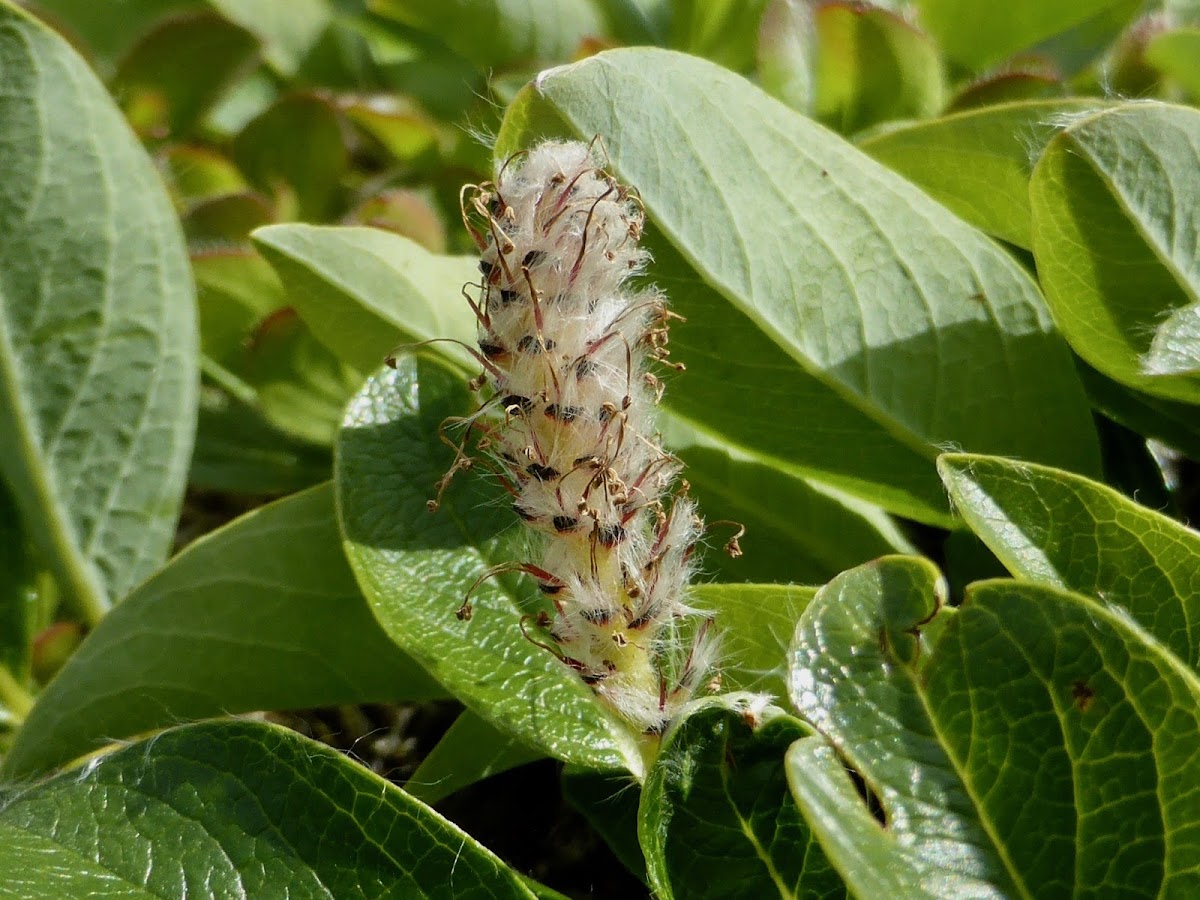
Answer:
[{"left": 0, "top": 666, "right": 34, "bottom": 723}]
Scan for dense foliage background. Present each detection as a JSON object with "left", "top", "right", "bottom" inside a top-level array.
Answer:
[{"left": 1, "top": 0, "right": 1200, "bottom": 896}]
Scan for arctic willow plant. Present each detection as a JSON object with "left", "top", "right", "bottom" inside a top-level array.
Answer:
[{"left": 444, "top": 140, "right": 722, "bottom": 736}]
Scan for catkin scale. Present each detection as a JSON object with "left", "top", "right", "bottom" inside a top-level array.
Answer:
[{"left": 454, "top": 140, "right": 714, "bottom": 734}]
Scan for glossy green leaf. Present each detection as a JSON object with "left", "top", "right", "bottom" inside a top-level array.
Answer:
[
  {"left": 372, "top": 0, "right": 603, "bottom": 69},
  {"left": 406, "top": 709, "right": 544, "bottom": 805},
  {"left": 640, "top": 698, "right": 846, "bottom": 900},
  {"left": 1145, "top": 303, "right": 1200, "bottom": 377},
  {"left": 691, "top": 583, "right": 816, "bottom": 700},
  {"left": 253, "top": 223, "right": 478, "bottom": 372},
  {"left": 860, "top": 99, "right": 1102, "bottom": 249},
  {"left": 207, "top": 0, "right": 332, "bottom": 76},
  {"left": 2, "top": 484, "right": 443, "bottom": 780},
  {"left": 663, "top": 414, "right": 913, "bottom": 585},
  {"left": 669, "top": 0, "right": 769, "bottom": 72},
  {"left": 788, "top": 557, "right": 1200, "bottom": 898},
  {"left": 810, "top": 1, "right": 944, "bottom": 135},
  {"left": 0, "top": 3, "right": 197, "bottom": 625},
  {"left": 914, "top": 0, "right": 1141, "bottom": 72},
  {"left": 0, "top": 720, "right": 536, "bottom": 898},
  {"left": 233, "top": 93, "right": 347, "bottom": 221},
  {"left": 112, "top": 11, "right": 258, "bottom": 139},
  {"left": 938, "top": 452, "right": 1200, "bottom": 670},
  {"left": 190, "top": 385, "right": 332, "bottom": 493},
  {"left": 1146, "top": 28, "right": 1200, "bottom": 101},
  {"left": 336, "top": 355, "right": 643, "bottom": 774},
  {"left": 498, "top": 48, "right": 1099, "bottom": 525},
  {"left": 1031, "top": 102, "right": 1200, "bottom": 404}
]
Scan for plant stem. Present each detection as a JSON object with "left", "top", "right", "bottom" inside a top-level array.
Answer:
[{"left": 0, "top": 666, "right": 34, "bottom": 722}]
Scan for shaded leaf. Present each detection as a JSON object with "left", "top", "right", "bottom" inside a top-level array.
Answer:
[
  {"left": 498, "top": 47, "right": 1100, "bottom": 525},
  {"left": 914, "top": 0, "right": 1142, "bottom": 72},
  {"left": 1145, "top": 28, "right": 1200, "bottom": 101},
  {"left": 756, "top": 0, "right": 815, "bottom": 114},
  {"left": 810, "top": 1, "right": 944, "bottom": 135},
  {"left": 0, "top": 4, "right": 197, "bottom": 623},
  {"left": 0, "top": 720, "right": 536, "bottom": 897},
  {"left": 113, "top": 11, "right": 258, "bottom": 139},
  {"left": 1031, "top": 102, "right": 1200, "bottom": 403},
  {"left": 233, "top": 93, "right": 348, "bottom": 221},
  {"left": 406, "top": 709, "right": 545, "bottom": 805},
  {"left": 2, "top": 484, "right": 443, "bottom": 780},
  {"left": 670, "top": 0, "right": 769, "bottom": 72},
  {"left": 640, "top": 698, "right": 846, "bottom": 900},
  {"left": 207, "top": 0, "right": 332, "bottom": 76}
]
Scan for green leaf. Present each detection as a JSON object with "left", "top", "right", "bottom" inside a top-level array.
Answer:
[
  {"left": 22, "top": 0, "right": 199, "bottom": 73},
  {"left": 691, "top": 583, "right": 816, "bottom": 700},
  {"left": 498, "top": 47, "right": 1100, "bottom": 525},
  {"left": 1031, "top": 102, "right": 1200, "bottom": 404},
  {"left": 669, "top": 0, "right": 769, "bottom": 72},
  {"left": 788, "top": 557, "right": 1200, "bottom": 898},
  {"left": 1145, "top": 303, "right": 1200, "bottom": 377},
  {"left": 756, "top": 0, "right": 815, "bottom": 114},
  {"left": 160, "top": 145, "right": 248, "bottom": 205},
  {"left": 336, "top": 355, "right": 644, "bottom": 774},
  {"left": 914, "top": 0, "right": 1141, "bottom": 72},
  {"left": 372, "top": 0, "right": 604, "bottom": 69},
  {"left": 233, "top": 93, "right": 348, "bottom": 221},
  {"left": 1079, "top": 362, "right": 1200, "bottom": 460},
  {"left": 254, "top": 223, "right": 478, "bottom": 373},
  {"left": 938, "top": 452, "right": 1200, "bottom": 670},
  {"left": 242, "top": 308, "right": 363, "bottom": 446},
  {"left": 406, "top": 709, "right": 545, "bottom": 805},
  {"left": 183, "top": 191, "right": 275, "bottom": 244},
  {"left": 0, "top": 720, "right": 536, "bottom": 898},
  {"left": 859, "top": 99, "right": 1103, "bottom": 249},
  {"left": 0, "top": 3, "right": 197, "bottom": 624},
  {"left": 946, "top": 67, "right": 1066, "bottom": 111},
  {"left": 193, "top": 249, "right": 283, "bottom": 366},
  {"left": 2, "top": 484, "right": 443, "bottom": 780},
  {"left": 207, "top": 0, "right": 333, "bottom": 76},
  {"left": 190, "top": 385, "right": 332, "bottom": 493},
  {"left": 1145, "top": 28, "right": 1200, "bottom": 102},
  {"left": 663, "top": 414, "right": 913, "bottom": 584},
  {"left": 0, "top": 480, "right": 35, "bottom": 687},
  {"left": 112, "top": 11, "right": 259, "bottom": 140},
  {"left": 640, "top": 698, "right": 846, "bottom": 900},
  {"left": 562, "top": 766, "right": 648, "bottom": 885},
  {"left": 810, "top": 2, "right": 945, "bottom": 135}
]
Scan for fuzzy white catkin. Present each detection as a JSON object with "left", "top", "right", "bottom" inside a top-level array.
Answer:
[{"left": 453, "top": 140, "right": 718, "bottom": 735}]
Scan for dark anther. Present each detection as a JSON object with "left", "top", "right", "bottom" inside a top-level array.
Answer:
[
  {"left": 522, "top": 250, "right": 546, "bottom": 268},
  {"left": 501, "top": 394, "right": 532, "bottom": 415},
  {"left": 517, "top": 334, "right": 543, "bottom": 354},
  {"left": 527, "top": 462, "right": 560, "bottom": 481},
  {"left": 538, "top": 581, "right": 564, "bottom": 595},
  {"left": 553, "top": 515, "right": 580, "bottom": 532},
  {"left": 499, "top": 288, "right": 520, "bottom": 305},
  {"left": 598, "top": 523, "right": 626, "bottom": 547},
  {"left": 598, "top": 405, "right": 614, "bottom": 424},
  {"left": 575, "top": 358, "right": 598, "bottom": 379},
  {"left": 479, "top": 340, "right": 506, "bottom": 359},
  {"left": 581, "top": 608, "right": 614, "bottom": 625},
  {"left": 512, "top": 503, "right": 537, "bottom": 521},
  {"left": 479, "top": 259, "right": 495, "bottom": 277},
  {"left": 544, "top": 404, "right": 583, "bottom": 423}
]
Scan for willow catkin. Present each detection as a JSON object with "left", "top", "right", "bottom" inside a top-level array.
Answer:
[{"left": 449, "top": 140, "right": 719, "bottom": 735}]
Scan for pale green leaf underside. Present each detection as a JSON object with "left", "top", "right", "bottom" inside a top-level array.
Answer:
[
  {"left": 498, "top": 47, "right": 1099, "bottom": 525},
  {"left": 0, "top": 3, "right": 197, "bottom": 620}
]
